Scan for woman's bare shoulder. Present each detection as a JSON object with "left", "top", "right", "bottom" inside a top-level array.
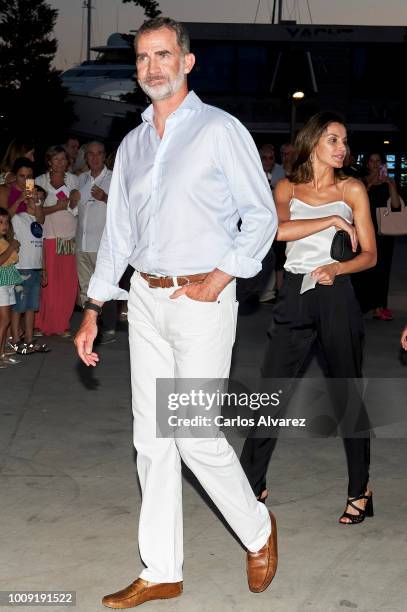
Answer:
[
  {"left": 344, "top": 177, "right": 366, "bottom": 196},
  {"left": 274, "top": 177, "right": 294, "bottom": 195}
]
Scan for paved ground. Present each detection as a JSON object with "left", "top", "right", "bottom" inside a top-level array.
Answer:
[{"left": 1, "top": 237, "right": 406, "bottom": 612}]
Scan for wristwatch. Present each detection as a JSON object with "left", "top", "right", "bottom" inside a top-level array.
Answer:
[{"left": 84, "top": 301, "right": 102, "bottom": 315}]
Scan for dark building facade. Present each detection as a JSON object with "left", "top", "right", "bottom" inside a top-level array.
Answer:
[{"left": 185, "top": 22, "right": 406, "bottom": 189}]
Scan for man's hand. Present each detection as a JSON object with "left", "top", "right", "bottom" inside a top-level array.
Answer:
[
  {"left": 170, "top": 280, "right": 219, "bottom": 302},
  {"left": 91, "top": 185, "right": 107, "bottom": 202},
  {"left": 401, "top": 326, "right": 407, "bottom": 351},
  {"left": 170, "top": 269, "right": 234, "bottom": 302},
  {"left": 74, "top": 310, "right": 100, "bottom": 367},
  {"left": 311, "top": 262, "right": 340, "bottom": 285}
]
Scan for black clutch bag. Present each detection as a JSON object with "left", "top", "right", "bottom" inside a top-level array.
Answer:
[{"left": 330, "top": 230, "right": 359, "bottom": 262}]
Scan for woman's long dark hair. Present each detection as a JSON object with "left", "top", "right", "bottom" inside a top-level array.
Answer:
[{"left": 289, "top": 111, "right": 347, "bottom": 184}]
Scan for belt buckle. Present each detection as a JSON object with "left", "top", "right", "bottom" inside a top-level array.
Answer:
[{"left": 176, "top": 276, "right": 191, "bottom": 286}]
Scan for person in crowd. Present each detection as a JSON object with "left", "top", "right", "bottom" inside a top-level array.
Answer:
[
  {"left": 105, "top": 148, "right": 117, "bottom": 171},
  {"left": 72, "top": 144, "right": 89, "bottom": 175},
  {"left": 352, "top": 152, "right": 400, "bottom": 320},
  {"left": 0, "top": 207, "right": 22, "bottom": 367},
  {"left": 258, "top": 144, "right": 285, "bottom": 304},
  {"left": 0, "top": 138, "right": 35, "bottom": 186},
  {"left": 76, "top": 142, "right": 115, "bottom": 343},
  {"left": 64, "top": 136, "right": 80, "bottom": 173},
  {"left": 280, "top": 142, "right": 295, "bottom": 175},
  {"left": 35, "top": 146, "right": 80, "bottom": 336},
  {"left": 75, "top": 17, "right": 278, "bottom": 609},
  {"left": 8, "top": 186, "right": 49, "bottom": 354},
  {"left": 401, "top": 325, "right": 407, "bottom": 350},
  {"left": 0, "top": 157, "right": 36, "bottom": 215},
  {"left": 241, "top": 112, "right": 377, "bottom": 525},
  {"left": 259, "top": 143, "right": 285, "bottom": 188},
  {"left": 343, "top": 147, "right": 363, "bottom": 179}
]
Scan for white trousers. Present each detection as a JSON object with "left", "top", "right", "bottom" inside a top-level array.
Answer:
[{"left": 127, "top": 272, "right": 271, "bottom": 583}]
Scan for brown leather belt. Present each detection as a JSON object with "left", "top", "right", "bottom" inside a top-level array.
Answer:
[{"left": 139, "top": 272, "right": 209, "bottom": 288}]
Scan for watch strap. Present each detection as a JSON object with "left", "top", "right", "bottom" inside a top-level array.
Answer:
[{"left": 84, "top": 301, "right": 102, "bottom": 315}]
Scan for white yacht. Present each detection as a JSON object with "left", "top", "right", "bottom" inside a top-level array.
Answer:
[{"left": 61, "top": 33, "right": 144, "bottom": 140}]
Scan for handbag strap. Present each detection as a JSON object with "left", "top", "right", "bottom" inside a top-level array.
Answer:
[{"left": 386, "top": 195, "right": 405, "bottom": 212}]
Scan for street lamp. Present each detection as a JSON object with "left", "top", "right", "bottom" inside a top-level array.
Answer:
[{"left": 290, "top": 91, "right": 305, "bottom": 142}]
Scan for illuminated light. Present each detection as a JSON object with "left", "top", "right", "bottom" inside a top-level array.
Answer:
[
  {"left": 292, "top": 91, "right": 305, "bottom": 99},
  {"left": 383, "top": 140, "right": 390, "bottom": 144}
]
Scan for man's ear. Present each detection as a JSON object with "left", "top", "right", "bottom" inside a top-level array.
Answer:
[{"left": 184, "top": 52, "right": 196, "bottom": 75}]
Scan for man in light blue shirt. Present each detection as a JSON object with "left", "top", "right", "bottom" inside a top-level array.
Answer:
[{"left": 75, "top": 17, "right": 278, "bottom": 609}]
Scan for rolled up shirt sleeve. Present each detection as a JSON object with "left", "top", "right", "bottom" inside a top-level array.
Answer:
[
  {"left": 214, "top": 119, "right": 277, "bottom": 278},
  {"left": 88, "top": 146, "right": 133, "bottom": 301}
]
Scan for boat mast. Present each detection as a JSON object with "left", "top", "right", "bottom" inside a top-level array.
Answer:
[
  {"left": 277, "top": 0, "right": 283, "bottom": 23},
  {"left": 84, "top": 0, "right": 93, "bottom": 62}
]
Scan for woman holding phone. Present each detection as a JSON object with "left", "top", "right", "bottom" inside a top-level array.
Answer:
[
  {"left": 35, "top": 146, "right": 80, "bottom": 335},
  {"left": 352, "top": 152, "right": 400, "bottom": 320},
  {"left": 0, "top": 157, "right": 36, "bottom": 215},
  {"left": 240, "top": 112, "right": 377, "bottom": 524}
]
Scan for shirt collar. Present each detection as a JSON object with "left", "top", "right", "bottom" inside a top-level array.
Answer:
[
  {"left": 141, "top": 90, "right": 203, "bottom": 126},
  {"left": 86, "top": 165, "right": 107, "bottom": 181}
]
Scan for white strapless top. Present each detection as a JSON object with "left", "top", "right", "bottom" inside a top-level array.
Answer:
[{"left": 284, "top": 197, "right": 353, "bottom": 293}]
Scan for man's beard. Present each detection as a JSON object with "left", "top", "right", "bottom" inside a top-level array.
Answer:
[{"left": 138, "top": 59, "right": 185, "bottom": 101}]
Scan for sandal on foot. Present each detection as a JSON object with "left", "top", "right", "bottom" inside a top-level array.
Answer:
[
  {"left": 16, "top": 342, "right": 36, "bottom": 355},
  {"left": 32, "top": 342, "right": 51, "bottom": 353},
  {"left": 257, "top": 490, "right": 269, "bottom": 504},
  {"left": 339, "top": 492, "right": 374, "bottom": 525}
]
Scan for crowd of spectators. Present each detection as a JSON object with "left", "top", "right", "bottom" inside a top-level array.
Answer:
[{"left": 0, "top": 136, "right": 122, "bottom": 366}]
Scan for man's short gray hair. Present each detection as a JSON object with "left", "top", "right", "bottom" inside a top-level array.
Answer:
[
  {"left": 135, "top": 17, "right": 190, "bottom": 55},
  {"left": 85, "top": 141, "right": 105, "bottom": 155}
]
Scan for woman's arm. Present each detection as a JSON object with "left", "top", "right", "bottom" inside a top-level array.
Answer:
[
  {"left": 334, "top": 180, "right": 376, "bottom": 274},
  {"left": 386, "top": 178, "right": 401, "bottom": 209},
  {"left": 274, "top": 179, "right": 358, "bottom": 250},
  {"left": 0, "top": 185, "right": 11, "bottom": 208},
  {"left": 42, "top": 199, "right": 68, "bottom": 216},
  {"left": 311, "top": 180, "right": 377, "bottom": 285},
  {"left": 34, "top": 204, "right": 45, "bottom": 224},
  {"left": 0, "top": 239, "right": 20, "bottom": 266}
]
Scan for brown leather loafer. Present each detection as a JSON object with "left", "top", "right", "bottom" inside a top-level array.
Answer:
[
  {"left": 247, "top": 510, "right": 278, "bottom": 593},
  {"left": 102, "top": 578, "right": 183, "bottom": 609}
]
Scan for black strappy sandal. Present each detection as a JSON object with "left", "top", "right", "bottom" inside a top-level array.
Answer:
[
  {"left": 339, "top": 492, "right": 374, "bottom": 525},
  {"left": 257, "top": 490, "right": 269, "bottom": 504}
]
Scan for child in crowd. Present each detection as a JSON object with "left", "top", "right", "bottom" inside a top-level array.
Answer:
[
  {"left": 0, "top": 207, "right": 22, "bottom": 367},
  {"left": 9, "top": 186, "right": 50, "bottom": 354}
]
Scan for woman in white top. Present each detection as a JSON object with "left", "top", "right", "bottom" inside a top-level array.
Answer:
[
  {"left": 241, "top": 112, "right": 377, "bottom": 524},
  {"left": 35, "top": 146, "right": 80, "bottom": 335}
]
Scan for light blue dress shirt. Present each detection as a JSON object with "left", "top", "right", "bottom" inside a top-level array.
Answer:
[{"left": 88, "top": 91, "right": 277, "bottom": 301}]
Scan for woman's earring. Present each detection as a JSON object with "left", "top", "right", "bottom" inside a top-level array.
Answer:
[{"left": 310, "top": 153, "right": 315, "bottom": 163}]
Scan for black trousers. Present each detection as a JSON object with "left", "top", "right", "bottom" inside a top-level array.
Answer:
[{"left": 240, "top": 272, "right": 371, "bottom": 498}]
